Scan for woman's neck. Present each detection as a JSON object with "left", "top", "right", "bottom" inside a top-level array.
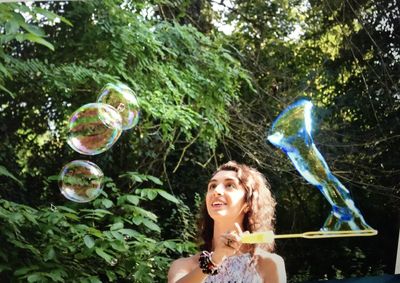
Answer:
[{"left": 211, "top": 220, "right": 244, "bottom": 251}]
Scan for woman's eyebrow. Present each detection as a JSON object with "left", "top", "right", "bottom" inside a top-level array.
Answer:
[{"left": 208, "top": 177, "right": 239, "bottom": 184}]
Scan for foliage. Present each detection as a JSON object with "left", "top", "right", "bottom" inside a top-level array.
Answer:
[
  {"left": 0, "top": 2, "right": 71, "bottom": 97},
  {"left": 0, "top": 0, "right": 247, "bottom": 281},
  {"left": 0, "top": 173, "right": 191, "bottom": 282}
]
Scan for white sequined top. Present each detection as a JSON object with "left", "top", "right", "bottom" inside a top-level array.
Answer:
[{"left": 204, "top": 253, "right": 262, "bottom": 283}]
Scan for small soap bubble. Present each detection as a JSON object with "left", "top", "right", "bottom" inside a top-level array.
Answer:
[
  {"left": 97, "top": 82, "right": 140, "bottom": 130},
  {"left": 59, "top": 160, "right": 104, "bottom": 203},
  {"left": 67, "top": 103, "right": 122, "bottom": 155}
]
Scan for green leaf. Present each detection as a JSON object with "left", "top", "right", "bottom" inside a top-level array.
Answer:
[
  {"left": 0, "top": 84, "right": 14, "bottom": 98},
  {"left": 0, "top": 265, "right": 11, "bottom": 272},
  {"left": 64, "top": 213, "right": 80, "bottom": 221},
  {"left": 5, "top": 19, "right": 19, "bottom": 34},
  {"left": 142, "top": 189, "right": 158, "bottom": 200},
  {"left": 110, "top": 241, "right": 127, "bottom": 252},
  {"left": 110, "top": 222, "right": 123, "bottom": 231},
  {"left": 142, "top": 219, "right": 161, "bottom": 232},
  {"left": 44, "top": 270, "right": 65, "bottom": 282},
  {"left": 134, "top": 207, "right": 157, "bottom": 221},
  {"left": 24, "top": 33, "right": 54, "bottom": 51},
  {"left": 0, "top": 61, "right": 11, "bottom": 77},
  {"left": 22, "top": 211, "right": 38, "bottom": 224},
  {"left": 163, "top": 240, "right": 177, "bottom": 250},
  {"left": 102, "top": 199, "right": 113, "bottom": 208},
  {"left": 120, "top": 171, "right": 147, "bottom": 183},
  {"left": 87, "top": 227, "right": 104, "bottom": 238},
  {"left": 119, "top": 228, "right": 140, "bottom": 238},
  {"left": 14, "top": 266, "right": 39, "bottom": 276},
  {"left": 126, "top": 195, "right": 139, "bottom": 205},
  {"left": 44, "top": 246, "right": 55, "bottom": 261},
  {"left": 147, "top": 175, "right": 163, "bottom": 185},
  {"left": 138, "top": 189, "right": 152, "bottom": 200},
  {"left": 82, "top": 209, "right": 113, "bottom": 217},
  {"left": 0, "top": 165, "right": 23, "bottom": 186},
  {"left": 157, "top": 190, "right": 180, "bottom": 204},
  {"left": 20, "top": 22, "right": 45, "bottom": 37},
  {"left": 35, "top": 7, "right": 73, "bottom": 26},
  {"left": 57, "top": 206, "right": 78, "bottom": 214},
  {"left": 47, "top": 175, "right": 59, "bottom": 182},
  {"left": 84, "top": 235, "right": 95, "bottom": 249},
  {"left": 110, "top": 230, "right": 124, "bottom": 241},
  {"left": 105, "top": 270, "right": 117, "bottom": 282},
  {"left": 87, "top": 276, "right": 102, "bottom": 283},
  {"left": 27, "top": 274, "right": 44, "bottom": 282},
  {"left": 132, "top": 216, "right": 143, "bottom": 226},
  {"left": 95, "top": 248, "right": 113, "bottom": 263}
]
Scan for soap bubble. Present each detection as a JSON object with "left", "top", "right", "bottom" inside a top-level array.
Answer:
[
  {"left": 67, "top": 103, "right": 122, "bottom": 155},
  {"left": 58, "top": 160, "right": 104, "bottom": 203},
  {"left": 267, "top": 99, "right": 373, "bottom": 231},
  {"left": 97, "top": 82, "right": 140, "bottom": 130}
]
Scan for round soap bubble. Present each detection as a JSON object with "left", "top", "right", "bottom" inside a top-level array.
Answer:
[
  {"left": 58, "top": 160, "right": 104, "bottom": 203},
  {"left": 97, "top": 82, "right": 140, "bottom": 130},
  {"left": 67, "top": 103, "right": 122, "bottom": 155}
]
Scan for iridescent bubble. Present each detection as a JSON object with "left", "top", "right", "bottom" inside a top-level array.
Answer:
[
  {"left": 97, "top": 82, "right": 140, "bottom": 130},
  {"left": 58, "top": 160, "right": 104, "bottom": 203},
  {"left": 67, "top": 103, "right": 122, "bottom": 155},
  {"left": 267, "top": 99, "right": 374, "bottom": 231}
]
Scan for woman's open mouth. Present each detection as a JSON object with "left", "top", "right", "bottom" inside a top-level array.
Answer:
[{"left": 212, "top": 201, "right": 227, "bottom": 208}]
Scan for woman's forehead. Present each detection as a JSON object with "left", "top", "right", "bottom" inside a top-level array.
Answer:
[{"left": 209, "top": 170, "right": 239, "bottom": 183}]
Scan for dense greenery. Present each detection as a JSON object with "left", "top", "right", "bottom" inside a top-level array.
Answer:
[{"left": 0, "top": 0, "right": 398, "bottom": 282}]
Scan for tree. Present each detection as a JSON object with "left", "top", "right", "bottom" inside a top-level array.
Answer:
[{"left": 0, "top": 1, "right": 250, "bottom": 281}]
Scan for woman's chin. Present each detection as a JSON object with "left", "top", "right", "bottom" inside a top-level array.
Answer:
[{"left": 209, "top": 210, "right": 226, "bottom": 217}]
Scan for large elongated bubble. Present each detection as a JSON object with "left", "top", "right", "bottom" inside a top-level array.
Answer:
[
  {"left": 67, "top": 103, "right": 122, "bottom": 155},
  {"left": 97, "top": 82, "right": 140, "bottom": 130},
  {"left": 58, "top": 160, "right": 104, "bottom": 203},
  {"left": 267, "top": 99, "right": 374, "bottom": 231}
]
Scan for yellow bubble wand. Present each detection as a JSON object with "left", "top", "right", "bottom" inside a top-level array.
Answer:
[{"left": 241, "top": 229, "right": 378, "bottom": 244}]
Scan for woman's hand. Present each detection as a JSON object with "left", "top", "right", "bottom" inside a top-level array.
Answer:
[{"left": 212, "top": 223, "right": 246, "bottom": 265}]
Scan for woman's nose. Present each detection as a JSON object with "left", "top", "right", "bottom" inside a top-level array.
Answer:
[{"left": 214, "top": 184, "right": 224, "bottom": 195}]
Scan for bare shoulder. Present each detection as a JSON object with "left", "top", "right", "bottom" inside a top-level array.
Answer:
[
  {"left": 255, "top": 249, "right": 287, "bottom": 283},
  {"left": 168, "top": 253, "right": 199, "bottom": 282},
  {"left": 256, "top": 249, "right": 285, "bottom": 265}
]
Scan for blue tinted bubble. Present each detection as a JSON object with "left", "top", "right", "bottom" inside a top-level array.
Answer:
[{"left": 268, "top": 99, "right": 374, "bottom": 231}]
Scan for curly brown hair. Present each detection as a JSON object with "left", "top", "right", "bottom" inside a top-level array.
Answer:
[{"left": 197, "top": 161, "right": 276, "bottom": 255}]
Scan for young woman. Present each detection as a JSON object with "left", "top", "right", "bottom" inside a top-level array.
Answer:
[{"left": 168, "top": 161, "right": 286, "bottom": 283}]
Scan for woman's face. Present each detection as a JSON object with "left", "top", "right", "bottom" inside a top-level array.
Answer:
[{"left": 206, "top": 170, "right": 247, "bottom": 222}]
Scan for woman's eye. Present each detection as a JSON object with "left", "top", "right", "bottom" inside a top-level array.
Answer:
[
  {"left": 227, "top": 184, "right": 236, "bottom": 189},
  {"left": 208, "top": 184, "right": 216, "bottom": 190}
]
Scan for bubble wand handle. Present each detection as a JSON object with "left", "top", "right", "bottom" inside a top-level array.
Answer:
[{"left": 241, "top": 230, "right": 378, "bottom": 244}]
